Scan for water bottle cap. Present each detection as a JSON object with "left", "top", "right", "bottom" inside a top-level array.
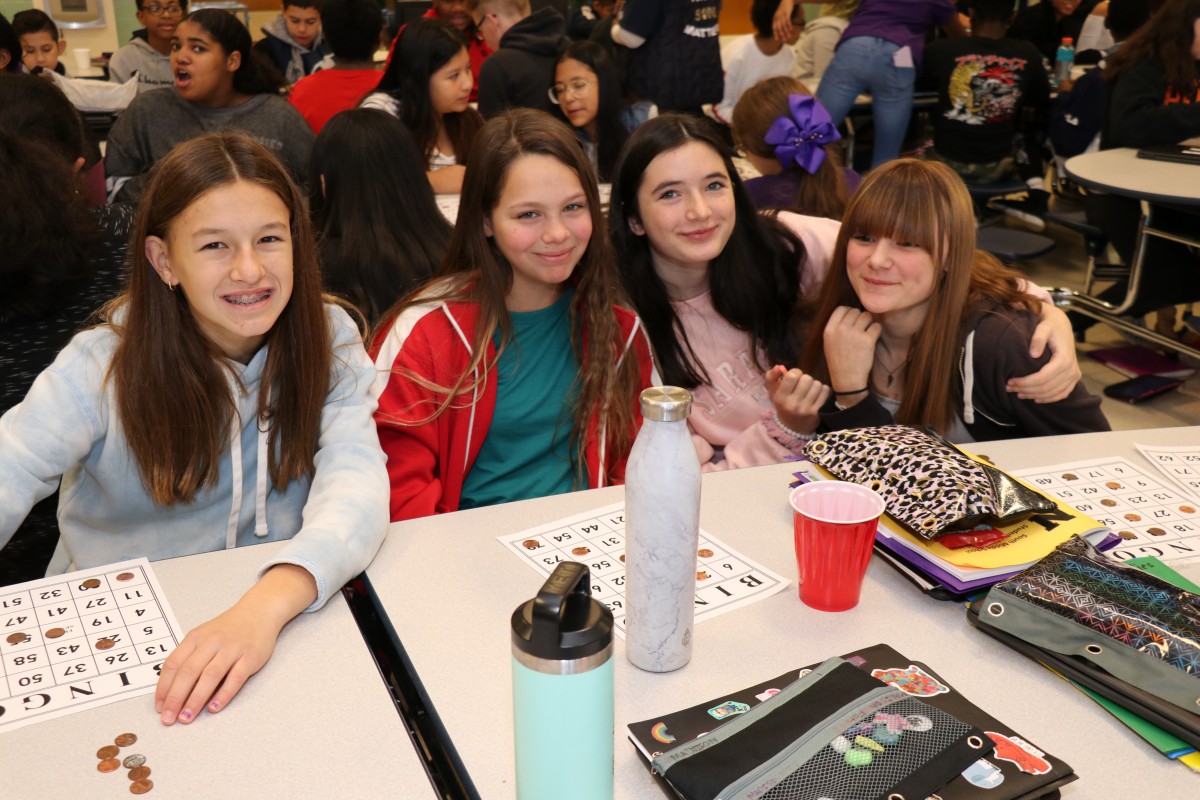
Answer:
[
  {"left": 511, "top": 562, "right": 613, "bottom": 660},
  {"left": 1062, "top": 37, "right": 1073, "bottom": 45},
  {"left": 639, "top": 386, "right": 692, "bottom": 421}
]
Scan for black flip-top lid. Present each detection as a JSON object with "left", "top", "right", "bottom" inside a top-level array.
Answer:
[{"left": 511, "top": 562, "right": 613, "bottom": 660}]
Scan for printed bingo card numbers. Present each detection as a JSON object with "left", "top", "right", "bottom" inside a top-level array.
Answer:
[
  {"left": 1011, "top": 457, "right": 1200, "bottom": 566},
  {"left": 499, "top": 502, "right": 788, "bottom": 638},
  {"left": 0, "top": 558, "right": 184, "bottom": 734},
  {"left": 1134, "top": 443, "right": 1200, "bottom": 502}
]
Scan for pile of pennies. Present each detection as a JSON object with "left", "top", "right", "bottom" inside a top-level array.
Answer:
[{"left": 96, "top": 732, "right": 154, "bottom": 794}]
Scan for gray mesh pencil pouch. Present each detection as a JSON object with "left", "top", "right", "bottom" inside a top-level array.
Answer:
[{"left": 651, "top": 658, "right": 990, "bottom": 800}]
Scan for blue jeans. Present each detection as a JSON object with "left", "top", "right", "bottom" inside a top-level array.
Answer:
[{"left": 816, "top": 36, "right": 916, "bottom": 169}]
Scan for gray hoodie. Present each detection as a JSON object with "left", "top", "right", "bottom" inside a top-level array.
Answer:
[{"left": 107, "top": 34, "right": 175, "bottom": 94}]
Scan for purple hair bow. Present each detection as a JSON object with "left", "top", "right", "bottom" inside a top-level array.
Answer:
[{"left": 764, "top": 94, "right": 841, "bottom": 175}]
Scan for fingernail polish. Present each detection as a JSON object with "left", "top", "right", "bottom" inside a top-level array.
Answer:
[
  {"left": 180, "top": 708, "right": 193, "bottom": 722},
  {"left": 209, "top": 700, "right": 220, "bottom": 712}
]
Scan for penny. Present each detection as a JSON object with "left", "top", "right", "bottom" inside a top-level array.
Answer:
[
  {"left": 619, "top": 554, "right": 625, "bottom": 562},
  {"left": 45, "top": 627, "right": 65, "bottom": 639},
  {"left": 129, "top": 779, "right": 154, "bottom": 795},
  {"left": 96, "top": 638, "right": 116, "bottom": 650},
  {"left": 5, "top": 632, "right": 25, "bottom": 645},
  {"left": 571, "top": 546, "right": 590, "bottom": 556},
  {"left": 1106, "top": 481, "right": 1122, "bottom": 490},
  {"left": 1119, "top": 530, "right": 1137, "bottom": 540},
  {"left": 1100, "top": 499, "right": 1118, "bottom": 507},
  {"left": 696, "top": 570, "right": 710, "bottom": 581},
  {"left": 697, "top": 548, "right": 713, "bottom": 558},
  {"left": 115, "top": 733, "right": 138, "bottom": 747},
  {"left": 98, "top": 758, "right": 121, "bottom": 773},
  {"left": 1148, "top": 527, "right": 1167, "bottom": 536},
  {"left": 1062, "top": 473, "right": 1078, "bottom": 481},
  {"left": 1125, "top": 513, "right": 1142, "bottom": 522},
  {"left": 521, "top": 539, "right": 539, "bottom": 550},
  {"left": 122, "top": 754, "right": 146, "bottom": 769},
  {"left": 128, "top": 766, "right": 151, "bottom": 781},
  {"left": 1182, "top": 505, "right": 1197, "bottom": 513},
  {"left": 116, "top": 572, "right": 135, "bottom": 582},
  {"left": 81, "top": 578, "right": 102, "bottom": 589},
  {"left": 97, "top": 745, "right": 120, "bottom": 759}
]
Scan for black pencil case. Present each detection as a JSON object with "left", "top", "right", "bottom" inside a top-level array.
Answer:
[{"left": 651, "top": 658, "right": 990, "bottom": 800}]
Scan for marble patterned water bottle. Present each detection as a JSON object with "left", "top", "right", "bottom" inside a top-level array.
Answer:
[{"left": 624, "top": 386, "right": 702, "bottom": 672}]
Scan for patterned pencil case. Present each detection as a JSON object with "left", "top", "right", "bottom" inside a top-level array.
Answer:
[
  {"left": 804, "top": 425, "right": 1054, "bottom": 541},
  {"left": 973, "top": 535, "right": 1200, "bottom": 715},
  {"left": 650, "top": 658, "right": 990, "bottom": 800}
]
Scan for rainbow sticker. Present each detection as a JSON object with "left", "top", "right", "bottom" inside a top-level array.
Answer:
[{"left": 650, "top": 722, "right": 675, "bottom": 744}]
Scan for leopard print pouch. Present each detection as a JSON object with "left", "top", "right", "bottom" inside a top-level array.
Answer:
[{"left": 803, "top": 425, "right": 1055, "bottom": 541}]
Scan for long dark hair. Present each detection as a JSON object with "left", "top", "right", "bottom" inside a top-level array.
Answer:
[
  {"left": 608, "top": 113, "right": 804, "bottom": 389},
  {"left": 1107, "top": 0, "right": 1200, "bottom": 91},
  {"left": 731, "top": 77, "right": 850, "bottom": 220},
  {"left": 184, "top": 9, "right": 284, "bottom": 96},
  {"left": 0, "top": 74, "right": 99, "bottom": 319},
  {"left": 379, "top": 110, "right": 644, "bottom": 487},
  {"left": 0, "top": 13, "right": 20, "bottom": 73},
  {"left": 108, "top": 132, "right": 330, "bottom": 504},
  {"left": 309, "top": 108, "right": 452, "bottom": 325},
  {"left": 555, "top": 40, "right": 629, "bottom": 182},
  {"left": 373, "top": 17, "right": 482, "bottom": 166}
]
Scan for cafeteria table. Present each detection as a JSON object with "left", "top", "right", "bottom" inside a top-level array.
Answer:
[
  {"left": 362, "top": 426, "right": 1200, "bottom": 798},
  {"left": 0, "top": 541, "right": 434, "bottom": 799}
]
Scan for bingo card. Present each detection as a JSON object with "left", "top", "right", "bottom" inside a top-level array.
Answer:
[
  {"left": 1135, "top": 443, "right": 1200, "bottom": 502},
  {"left": 499, "top": 502, "right": 788, "bottom": 638},
  {"left": 0, "top": 559, "right": 183, "bottom": 733},
  {"left": 1011, "top": 457, "right": 1200, "bottom": 566}
]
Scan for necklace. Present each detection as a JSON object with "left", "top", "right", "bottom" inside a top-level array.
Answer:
[{"left": 875, "top": 343, "right": 908, "bottom": 389}]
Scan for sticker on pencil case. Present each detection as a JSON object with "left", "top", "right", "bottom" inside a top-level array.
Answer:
[
  {"left": 986, "top": 732, "right": 1052, "bottom": 775},
  {"left": 650, "top": 722, "right": 675, "bottom": 744},
  {"left": 754, "top": 688, "right": 780, "bottom": 702},
  {"left": 962, "top": 758, "right": 1006, "bottom": 788},
  {"left": 707, "top": 700, "right": 750, "bottom": 720},
  {"left": 869, "top": 664, "right": 950, "bottom": 696}
]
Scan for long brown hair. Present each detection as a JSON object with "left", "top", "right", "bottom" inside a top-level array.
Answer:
[
  {"left": 799, "top": 159, "right": 1037, "bottom": 433},
  {"left": 107, "top": 132, "right": 331, "bottom": 505},
  {"left": 377, "top": 109, "right": 643, "bottom": 485},
  {"left": 1106, "top": 0, "right": 1199, "bottom": 92},
  {"left": 731, "top": 77, "right": 850, "bottom": 220}
]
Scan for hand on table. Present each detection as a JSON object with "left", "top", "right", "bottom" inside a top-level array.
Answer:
[
  {"left": 823, "top": 306, "right": 880, "bottom": 405},
  {"left": 154, "top": 564, "right": 316, "bottom": 725},
  {"left": 1007, "top": 303, "right": 1081, "bottom": 403},
  {"left": 765, "top": 365, "right": 829, "bottom": 433}
]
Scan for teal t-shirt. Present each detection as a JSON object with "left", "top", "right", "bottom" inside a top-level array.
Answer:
[{"left": 459, "top": 289, "right": 580, "bottom": 509}]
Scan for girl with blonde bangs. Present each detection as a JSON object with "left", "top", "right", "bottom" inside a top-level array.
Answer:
[
  {"left": 0, "top": 132, "right": 388, "bottom": 726},
  {"left": 373, "top": 109, "right": 655, "bottom": 521},
  {"left": 800, "top": 159, "right": 1108, "bottom": 441}
]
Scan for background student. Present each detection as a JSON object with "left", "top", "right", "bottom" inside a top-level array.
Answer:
[
  {"left": 421, "top": 0, "right": 493, "bottom": 102},
  {"left": 0, "top": 132, "right": 388, "bottom": 723},
  {"left": 105, "top": 9, "right": 313, "bottom": 203},
  {"left": 372, "top": 110, "right": 654, "bottom": 520},
  {"left": 714, "top": 0, "right": 800, "bottom": 124},
  {"left": 801, "top": 159, "right": 1109, "bottom": 441},
  {"left": 288, "top": 0, "right": 383, "bottom": 133},
  {"left": 468, "top": 0, "right": 569, "bottom": 116},
  {"left": 108, "top": 0, "right": 189, "bottom": 93},
  {"left": 12, "top": 9, "right": 67, "bottom": 75},
  {"left": 254, "top": 0, "right": 332, "bottom": 83},
  {"left": 361, "top": 17, "right": 483, "bottom": 194},
  {"left": 309, "top": 108, "right": 453, "bottom": 325}
]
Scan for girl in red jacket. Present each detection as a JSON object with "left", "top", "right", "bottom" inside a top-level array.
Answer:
[{"left": 372, "top": 109, "right": 656, "bottom": 521}]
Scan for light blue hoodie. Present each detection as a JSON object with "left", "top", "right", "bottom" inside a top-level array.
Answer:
[{"left": 0, "top": 305, "right": 387, "bottom": 611}]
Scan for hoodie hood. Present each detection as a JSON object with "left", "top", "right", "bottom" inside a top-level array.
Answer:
[{"left": 501, "top": 7, "right": 567, "bottom": 57}]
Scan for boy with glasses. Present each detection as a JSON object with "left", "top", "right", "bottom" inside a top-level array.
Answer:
[{"left": 108, "top": 0, "right": 189, "bottom": 93}]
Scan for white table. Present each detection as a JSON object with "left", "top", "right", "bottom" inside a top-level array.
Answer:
[
  {"left": 0, "top": 542, "right": 433, "bottom": 799},
  {"left": 365, "top": 427, "right": 1200, "bottom": 798}
]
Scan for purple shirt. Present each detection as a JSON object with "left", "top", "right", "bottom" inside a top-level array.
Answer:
[{"left": 841, "top": 0, "right": 956, "bottom": 67}]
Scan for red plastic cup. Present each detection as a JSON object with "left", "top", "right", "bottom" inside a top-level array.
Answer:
[{"left": 790, "top": 481, "right": 886, "bottom": 612}]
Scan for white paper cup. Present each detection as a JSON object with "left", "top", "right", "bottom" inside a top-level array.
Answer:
[{"left": 73, "top": 48, "right": 92, "bottom": 73}]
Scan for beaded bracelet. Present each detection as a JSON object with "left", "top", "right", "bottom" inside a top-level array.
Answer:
[{"left": 772, "top": 411, "right": 816, "bottom": 442}]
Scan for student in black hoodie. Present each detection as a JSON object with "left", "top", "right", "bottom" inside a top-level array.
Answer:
[{"left": 467, "top": 0, "right": 568, "bottom": 117}]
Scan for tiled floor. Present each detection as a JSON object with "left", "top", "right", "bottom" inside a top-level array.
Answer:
[{"left": 1000, "top": 205, "right": 1200, "bottom": 432}]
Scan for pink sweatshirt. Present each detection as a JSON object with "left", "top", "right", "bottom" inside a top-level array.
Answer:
[{"left": 676, "top": 212, "right": 840, "bottom": 471}]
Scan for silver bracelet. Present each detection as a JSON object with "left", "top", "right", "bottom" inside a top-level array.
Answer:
[{"left": 772, "top": 411, "right": 816, "bottom": 441}]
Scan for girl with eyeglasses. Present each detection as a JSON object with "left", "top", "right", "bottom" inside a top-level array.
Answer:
[
  {"left": 361, "top": 17, "right": 484, "bottom": 194},
  {"left": 104, "top": 9, "right": 313, "bottom": 204},
  {"left": 551, "top": 40, "right": 656, "bottom": 182}
]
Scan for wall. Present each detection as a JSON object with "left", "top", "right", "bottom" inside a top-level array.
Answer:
[{"left": 0, "top": 0, "right": 121, "bottom": 54}]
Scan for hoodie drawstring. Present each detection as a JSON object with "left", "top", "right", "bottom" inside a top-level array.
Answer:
[{"left": 223, "top": 381, "right": 271, "bottom": 549}]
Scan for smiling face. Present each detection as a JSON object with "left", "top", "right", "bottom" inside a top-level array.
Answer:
[
  {"left": 283, "top": 3, "right": 321, "bottom": 48},
  {"left": 629, "top": 140, "right": 736, "bottom": 295},
  {"left": 554, "top": 58, "right": 599, "bottom": 135},
  {"left": 171, "top": 20, "right": 239, "bottom": 107},
  {"left": 845, "top": 233, "right": 938, "bottom": 329},
  {"left": 432, "top": 0, "right": 471, "bottom": 31},
  {"left": 484, "top": 154, "right": 593, "bottom": 312},
  {"left": 19, "top": 31, "right": 64, "bottom": 72},
  {"left": 429, "top": 46, "right": 473, "bottom": 116},
  {"left": 145, "top": 181, "right": 294, "bottom": 363}
]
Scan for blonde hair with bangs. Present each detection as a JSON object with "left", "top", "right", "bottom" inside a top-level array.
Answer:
[{"left": 800, "top": 159, "right": 1037, "bottom": 433}]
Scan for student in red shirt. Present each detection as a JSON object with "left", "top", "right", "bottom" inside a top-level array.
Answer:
[{"left": 288, "top": 0, "right": 383, "bottom": 133}]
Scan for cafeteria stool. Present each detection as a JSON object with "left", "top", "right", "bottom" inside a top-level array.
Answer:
[
  {"left": 966, "top": 179, "right": 1056, "bottom": 262},
  {"left": 1043, "top": 207, "right": 1129, "bottom": 293}
]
